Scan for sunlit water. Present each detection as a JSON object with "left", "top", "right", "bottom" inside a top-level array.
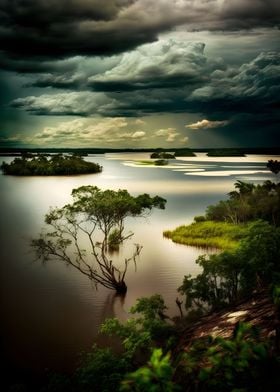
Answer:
[{"left": 0, "top": 152, "right": 278, "bottom": 373}]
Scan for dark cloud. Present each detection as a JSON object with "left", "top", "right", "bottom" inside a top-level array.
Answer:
[
  {"left": 11, "top": 91, "right": 114, "bottom": 116},
  {"left": 221, "top": 0, "right": 280, "bottom": 30},
  {"left": 89, "top": 41, "right": 214, "bottom": 91},
  {"left": 11, "top": 50, "right": 280, "bottom": 121},
  {"left": 0, "top": 1, "right": 279, "bottom": 72},
  {"left": 0, "top": 0, "right": 161, "bottom": 65},
  {"left": 27, "top": 40, "right": 224, "bottom": 92}
]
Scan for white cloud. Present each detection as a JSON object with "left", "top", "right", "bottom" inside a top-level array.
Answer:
[
  {"left": 166, "top": 132, "right": 180, "bottom": 142},
  {"left": 131, "top": 131, "right": 146, "bottom": 139},
  {"left": 155, "top": 128, "right": 176, "bottom": 136},
  {"left": 135, "top": 119, "right": 146, "bottom": 125},
  {"left": 155, "top": 127, "right": 179, "bottom": 142},
  {"left": 28, "top": 117, "right": 134, "bottom": 146},
  {"left": 119, "top": 131, "right": 146, "bottom": 139},
  {"left": 185, "top": 119, "right": 229, "bottom": 129}
]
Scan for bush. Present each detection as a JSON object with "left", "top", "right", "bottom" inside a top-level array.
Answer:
[
  {"left": 178, "top": 221, "right": 280, "bottom": 312},
  {"left": 75, "top": 345, "right": 130, "bottom": 392},
  {"left": 121, "top": 349, "right": 179, "bottom": 392},
  {"left": 193, "top": 215, "right": 206, "bottom": 223},
  {"left": 180, "top": 322, "right": 280, "bottom": 392}
]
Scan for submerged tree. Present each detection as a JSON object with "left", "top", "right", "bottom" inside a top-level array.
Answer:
[{"left": 32, "top": 186, "right": 166, "bottom": 294}]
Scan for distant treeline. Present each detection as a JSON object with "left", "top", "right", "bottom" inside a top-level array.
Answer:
[
  {"left": 0, "top": 147, "right": 280, "bottom": 156},
  {"left": 206, "top": 149, "right": 245, "bottom": 157},
  {"left": 1, "top": 155, "right": 102, "bottom": 176}
]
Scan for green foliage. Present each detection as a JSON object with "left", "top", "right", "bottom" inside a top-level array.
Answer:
[
  {"left": 193, "top": 215, "right": 206, "bottom": 223},
  {"left": 206, "top": 180, "right": 280, "bottom": 225},
  {"left": 237, "top": 220, "right": 280, "bottom": 290},
  {"left": 178, "top": 221, "right": 280, "bottom": 312},
  {"left": 101, "top": 295, "right": 175, "bottom": 358},
  {"left": 1, "top": 154, "right": 102, "bottom": 175},
  {"left": 164, "top": 221, "right": 249, "bottom": 250},
  {"left": 121, "top": 349, "right": 179, "bottom": 392},
  {"left": 108, "top": 228, "right": 122, "bottom": 250},
  {"left": 181, "top": 322, "right": 280, "bottom": 391},
  {"left": 179, "top": 250, "right": 244, "bottom": 311},
  {"left": 150, "top": 152, "right": 175, "bottom": 159},
  {"left": 75, "top": 345, "right": 130, "bottom": 392}
]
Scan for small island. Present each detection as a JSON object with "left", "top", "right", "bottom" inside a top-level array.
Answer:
[
  {"left": 207, "top": 149, "right": 246, "bottom": 157},
  {"left": 164, "top": 220, "right": 250, "bottom": 250},
  {"left": 1, "top": 154, "right": 102, "bottom": 176},
  {"left": 150, "top": 151, "right": 175, "bottom": 159}
]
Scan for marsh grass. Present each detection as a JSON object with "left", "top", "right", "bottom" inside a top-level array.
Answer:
[{"left": 163, "top": 221, "right": 250, "bottom": 250}]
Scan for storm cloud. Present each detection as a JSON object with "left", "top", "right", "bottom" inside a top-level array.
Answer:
[
  {"left": 0, "top": 0, "right": 279, "bottom": 70},
  {"left": 12, "top": 48, "right": 280, "bottom": 118},
  {"left": 0, "top": 0, "right": 279, "bottom": 148}
]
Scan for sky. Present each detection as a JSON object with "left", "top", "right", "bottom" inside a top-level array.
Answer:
[{"left": 0, "top": 0, "right": 279, "bottom": 149}]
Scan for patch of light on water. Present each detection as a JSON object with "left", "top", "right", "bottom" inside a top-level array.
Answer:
[
  {"left": 221, "top": 165, "right": 265, "bottom": 169},
  {"left": 173, "top": 169, "right": 205, "bottom": 172},
  {"left": 179, "top": 154, "right": 280, "bottom": 163},
  {"left": 185, "top": 170, "right": 269, "bottom": 177}
]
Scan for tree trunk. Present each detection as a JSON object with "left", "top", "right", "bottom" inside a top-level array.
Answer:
[{"left": 114, "top": 280, "right": 127, "bottom": 294}]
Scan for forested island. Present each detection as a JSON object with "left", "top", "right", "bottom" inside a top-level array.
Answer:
[
  {"left": 1, "top": 154, "right": 102, "bottom": 175},
  {"left": 164, "top": 179, "right": 280, "bottom": 248},
  {"left": 150, "top": 152, "right": 175, "bottom": 159}
]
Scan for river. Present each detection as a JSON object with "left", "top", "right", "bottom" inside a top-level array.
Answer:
[{"left": 0, "top": 152, "right": 278, "bottom": 373}]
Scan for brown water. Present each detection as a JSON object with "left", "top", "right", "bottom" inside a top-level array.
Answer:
[{"left": 0, "top": 152, "right": 277, "bottom": 373}]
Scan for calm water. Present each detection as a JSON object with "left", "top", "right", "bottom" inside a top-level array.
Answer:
[{"left": 0, "top": 152, "right": 278, "bottom": 373}]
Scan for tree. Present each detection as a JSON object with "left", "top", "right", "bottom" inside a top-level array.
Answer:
[
  {"left": 32, "top": 186, "right": 166, "bottom": 294},
  {"left": 267, "top": 160, "right": 280, "bottom": 176}
]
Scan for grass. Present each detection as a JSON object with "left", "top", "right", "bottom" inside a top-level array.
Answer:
[
  {"left": 163, "top": 221, "right": 250, "bottom": 250},
  {"left": 138, "top": 160, "right": 153, "bottom": 165},
  {"left": 135, "top": 160, "right": 169, "bottom": 166}
]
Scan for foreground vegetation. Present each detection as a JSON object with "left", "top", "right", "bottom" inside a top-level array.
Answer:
[
  {"left": 5, "top": 176, "right": 280, "bottom": 391},
  {"left": 70, "top": 180, "right": 280, "bottom": 392},
  {"left": 1, "top": 154, "right": 102, "bottom": 175}
]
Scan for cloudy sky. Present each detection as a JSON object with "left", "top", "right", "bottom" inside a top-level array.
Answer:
[{"left": 0, "top": 0, "right": 279, "bottom": 148}]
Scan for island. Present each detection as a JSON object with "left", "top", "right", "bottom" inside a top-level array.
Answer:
[
  {"left": 150, "top": 151, "right": 175, "bottom": 159},
  {"left": 174, "top": 149, "right": 196, "bottom": 157},
  {"left": 0, "top": 154, "right": 102, "bottom": 176},
  {"left": 206, "top": 148, "right": 246, "bottom": 157}
]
